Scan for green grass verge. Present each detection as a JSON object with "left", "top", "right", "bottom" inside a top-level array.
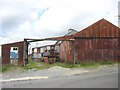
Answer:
[
  {"left": 54, "top": 61, "right": 117, "bottom": 69},
  {"left": 0, "top": 64, "right": 21, "bottom": 73},
  {"left": 53, "top": 63, "right": 75, "bottom": 68},
  {"left": 74, "top": 61, "right": 116, "bottom": 68},
  {"left": 1, "top": 60, "right": 118, "bottom": 73},
  {"left": 23, "top": 60, "right": 52, "bottom": 70}
]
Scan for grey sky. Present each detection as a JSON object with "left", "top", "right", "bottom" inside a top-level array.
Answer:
[{"left": 0, "top": 0, "right": 119, "bottom": 56}]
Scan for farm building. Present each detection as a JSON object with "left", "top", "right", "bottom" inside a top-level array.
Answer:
[
  {"left": 59, "top": 19, "right": 120, "bottom": 64},
  {"left": 31, "top": 19, "right": 120, "bottom": 64},
  {"left": 31, "top": 29, "right": 78, "bottom": 63},
  {"left": 1, "top": 18, "right": 120, "bottom": 65},
  {"left": 1, "top": 39, "right": 29, "bottom": 65},
  {"left": 2, "top": 41, "right": 24, "bottom": 65}
]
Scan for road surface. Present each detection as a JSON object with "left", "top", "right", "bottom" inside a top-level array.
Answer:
[{"left": 2, "top": 65, "right": 119, "bottom": 88}]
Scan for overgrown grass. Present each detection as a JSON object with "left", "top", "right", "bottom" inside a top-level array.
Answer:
[
  {"left": 53, "top": 63, "right": 75, "bottom": 68},
  {"left": 74, "top": 61, "right": 115, "bottom": 68},
  {"left": 0, "top": 65, "right": 2, "bottom": 72},
  {"left": 0, "top": 64, "right": 20, "bottom": 73},
  {"left": 101, "top": 61, "right": 114, "bottom": 65},
  {"left": 52, "top": 60, "right": 117, "bottom": 69},
  {"left": 23, "top": 60, "right": 39, "bottom": 69},
  {"left": 23, "top": 60, "right": 52, "bottom": 70},
  {"left": 1, "top": 60, "right": 118, "bottom": 73}
]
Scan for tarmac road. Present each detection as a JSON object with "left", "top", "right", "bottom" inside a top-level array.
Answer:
[{"left": 2, "top": 65, "right": 119, "bottom": 88}]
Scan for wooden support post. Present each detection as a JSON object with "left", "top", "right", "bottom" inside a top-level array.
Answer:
[{"left": 23, "top": 39, "right": 28, "bottom": 65}]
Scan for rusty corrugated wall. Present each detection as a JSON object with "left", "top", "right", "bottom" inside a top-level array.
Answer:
[
  {"left": 74, "top": 38, "right": 119, "bottom": 63},
  {"left": 2, "top": 41, "right": 24, "bottom": 65},
  {"left": 60, "top": 19, "right": 120, "bottom": 63},
  {"left": 60, "top": 41, "right": 74, "bottom": 63},
  {"left": 73, "top": 19, "right": 120, "bottom": 63}
]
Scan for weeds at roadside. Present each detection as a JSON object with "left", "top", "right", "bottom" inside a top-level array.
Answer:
[
  {"left": 0, "top": 64, "right": 22, "bottom": 73},
  {"left": 1, "top": 59, "right": 118, "bottom": 73}
]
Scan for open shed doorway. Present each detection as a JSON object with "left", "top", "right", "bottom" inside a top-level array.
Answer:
[
  {"left": 24, "top": 36, "right": 71, "bottom": 64},
  {"left": 28, "top": 40, "right": 60, "bottom": 64},
  {"left": 10, "top": 47, "right": 19, "bottom": 65}
]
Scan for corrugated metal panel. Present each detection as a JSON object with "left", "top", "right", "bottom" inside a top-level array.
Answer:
[
  {"left": 60, "top": 41, "right": 74, "bottom": 63},
  {"left": 118, "top": 38, "right": 120, "bottom": 62},
  {"left": 2, "top": 41, "right": 24, "bottom": 65},
  {"left": 37, "top": 48, "right": 40, "bottom": 53},
  {"left": 2, "top": 45, "right": 10, "bottom": 64},
  {"left": 74, "top": 19, "right": 119, "bottom": 37},
  {"left": 59, "top": 19, "right": 120, "bottom": 63},
  {"left": 75, "top": 38, "right": 119, "bottom": 63}
]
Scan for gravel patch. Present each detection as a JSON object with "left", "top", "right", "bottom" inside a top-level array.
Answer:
[{"left": 1, "top": 64, "right": 118, "bottom": 80}]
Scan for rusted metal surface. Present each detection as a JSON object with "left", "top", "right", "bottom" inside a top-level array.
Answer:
[
  {"left": 74, "top": 19, "right": 120, "bottom": 37},
  {"left": 60, "top": 41, "right": 74, "bottom": 63},
  {"left": 72, "top": 19, "right": 120, "bottom": 63},
  {"left": 118, "top": 38, "right": 120, "bottom": 62},
  {"left": 2, "top": 19, "right": 119, "bottom": 65},
  {"left": 74, "top": 38, "right": 119, "bottom": 63},
  {"left": 59, "top": 19, "right": 120, "bottom": 63},
  {"left": 37, "top": 48, "right": 40, "bottom": 53},
  {"left": 2, "top": 41, "right": 24, "bottom": 65},
  {"left": 25, "top": 35, "right": 74, "bottom": 43}
]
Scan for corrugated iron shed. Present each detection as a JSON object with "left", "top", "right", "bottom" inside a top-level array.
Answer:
[
  {"left": 2, "top": 19, "right": 119, "bottom": 65},
  {"left": 2, "top": 41, "right": 24, "bottom": 65},
  {"left": 60, "top": 41, "right": 74, "bottom": 63},
  {"left": 60, "top": 19, "right": 120, "bottom": 64}
]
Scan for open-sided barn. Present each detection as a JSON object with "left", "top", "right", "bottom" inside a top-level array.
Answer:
[{"left": 1, "top": 18, "right": 120, "bottom": 65}]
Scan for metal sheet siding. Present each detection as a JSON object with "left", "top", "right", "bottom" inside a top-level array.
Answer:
[
  {"left": 2, "top": 41, "right": 24, "bottom": 64},
  {"left": 72, "top": 19, "right": 120, "bottom": 63},
  {"left": 60, "top": 41, "right": 74, "bottom": 63},
  {"left": 37, "top": 48, "right": 40, "bottom": 54},
  {"left": 74, "top": 19, "right": 119, "bottom": 37},
  {"left": 59, "top": 19, "right": 120, "bottom": 63},
  {"left": 2, "top": 45, "right": 10, "bottom": 64},
  {"left": 118, "top": 38, "right": 120, "bottom": 62},
  {"left": 75, "top": 38, "right": 119, "bottom": 63}
]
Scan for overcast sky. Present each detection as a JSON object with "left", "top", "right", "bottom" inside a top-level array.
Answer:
[{"left": 0, "top": 0, "right": 119, "bottom": 55}]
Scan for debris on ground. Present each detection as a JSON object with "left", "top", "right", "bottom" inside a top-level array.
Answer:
[{"left": 48, "top": 66, "right": 70, "bottom": 71}]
